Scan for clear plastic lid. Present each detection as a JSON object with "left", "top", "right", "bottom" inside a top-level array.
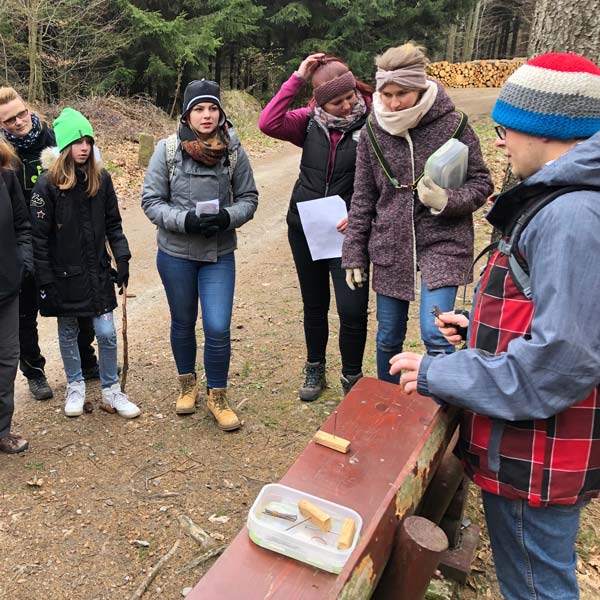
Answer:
[{"left": 424, "top": 138, "right": 469, "bottom": 189}]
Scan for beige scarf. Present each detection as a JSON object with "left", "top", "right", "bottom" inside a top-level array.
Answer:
[{"left": 372, "top": 80, "right": 438, "bottom": 137}]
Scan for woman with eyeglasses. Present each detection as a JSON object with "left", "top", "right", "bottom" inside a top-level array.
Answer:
[
  {"left": 342, "top": 43, "right": 493, "bottom": 384},
  {"left": 259, "top": 53, "right": 373, "bottom": 401}
]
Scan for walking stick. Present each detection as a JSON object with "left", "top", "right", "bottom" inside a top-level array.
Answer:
[{"left": 120, "top": 283, "right": 129, "bottom": 392}]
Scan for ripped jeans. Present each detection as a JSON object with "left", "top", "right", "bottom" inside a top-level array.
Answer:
[{"left": 57, "top": 313, "right": 118, "bottom": 388}]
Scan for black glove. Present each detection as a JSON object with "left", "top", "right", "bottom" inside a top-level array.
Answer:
[
  {"left": 116, "top": 261, "right": 129, "bottom": 294},
  {"left": 184, "top": 209, "right": 230, "bottom": 237},
  {"left": 39, "top": 283, "right": 61, "bottom": 316}
]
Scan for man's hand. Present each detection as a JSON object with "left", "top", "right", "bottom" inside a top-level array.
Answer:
[
  {"left": 345, "top": 267, "right": 366, "bottom": 290},
  {"left": 435, "top": 311, "right": 469, "bottom": 346},
  {"left": 116, "top": 261, "right": 129, "bottom": 295},
  {"left": 389, "top": 352, "right": 423, "bottom": 394}
]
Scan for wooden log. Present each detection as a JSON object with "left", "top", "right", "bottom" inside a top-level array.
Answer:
[
  {"left": 298, "top": 499, "right": 331, "bottom": 532},
  {"left": 313, "top": 430, "right": 351, "bottom": 453},
  {"left": 337, "top": 518, "right": 356, "bottom": 550},
  {"left": 372, "top": 516, "right": 448, "bottom": 600}
]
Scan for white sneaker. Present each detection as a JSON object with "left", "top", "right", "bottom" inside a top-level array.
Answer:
[
  {"left": 64, "top": 381, "right": 85, "bottom": 417},
  {"left": 101, "top": 383, "right": 141, "bottom": 419}
]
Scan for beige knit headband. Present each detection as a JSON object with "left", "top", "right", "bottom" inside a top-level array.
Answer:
[{"left": 375, "top": 67, "right": 427, "bottom": 91}]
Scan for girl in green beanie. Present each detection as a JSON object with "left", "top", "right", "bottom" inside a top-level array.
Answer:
[{"left": 30, "top": 108, "right": 140, "bottom": 419}]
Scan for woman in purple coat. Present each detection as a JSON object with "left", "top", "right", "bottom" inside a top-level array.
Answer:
[{"left": 342, "top": 43, "right": 493, "bottom": 384}]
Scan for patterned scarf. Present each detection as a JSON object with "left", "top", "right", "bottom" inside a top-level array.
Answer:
[
  {"left": 180, "top": 122, "right": 230, "bottom": 167},
  {"left": 313, "top": 91, "right": 367, "bottom": 131},
  {"left": 2, "top": 112, "right": 43, "bottom": 148}
]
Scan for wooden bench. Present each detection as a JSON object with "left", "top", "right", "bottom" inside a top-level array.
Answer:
[{"left": 188, "top": 377, "right": 459, "bottom": 599}]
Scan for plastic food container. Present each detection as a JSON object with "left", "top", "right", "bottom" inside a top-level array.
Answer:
[
  {"left": 424, "top": 138, "right": 469, "bottom": 188},
  {"left": 247, "top": 483, "right": 363, "bottom": 574}
]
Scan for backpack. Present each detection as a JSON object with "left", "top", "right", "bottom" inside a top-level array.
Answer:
[
  {"left": 472, "top": 186, "right": 600, "bottom": 300},
  {"left": 164, "top": 133, "right": 238, "bottom": 182}
]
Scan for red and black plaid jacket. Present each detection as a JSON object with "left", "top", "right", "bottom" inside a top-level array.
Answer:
[{"left": 458, "top": 249, "right": 600, "bottom": 506}]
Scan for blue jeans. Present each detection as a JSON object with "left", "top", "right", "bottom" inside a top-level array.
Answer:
[
  {"left": 157, "top": 250, "right": 235, "bottom": 388},
  {"left": 376, "top": 283, "right": 457, "bottom": 383},
  {"left": 482, "top": 491, "right": 586, "bottom": 600},
  {"left": 57, "top": 312, "right": 118, "bottom": 388}
]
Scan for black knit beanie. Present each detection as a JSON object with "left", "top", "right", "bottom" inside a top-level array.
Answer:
[{"left": 181, "top": 79, "right": 227, "bottom": 126}]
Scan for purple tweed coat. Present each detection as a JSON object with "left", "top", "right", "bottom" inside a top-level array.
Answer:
[{"left": 342, "top": 82, "right": 494, "bottom": 301}]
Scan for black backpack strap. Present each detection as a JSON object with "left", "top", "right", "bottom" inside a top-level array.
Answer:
[
  {"left": 367, "top": 111, "right": 468, "bottom": 190},
  {"left": 366, "top": 116, "right": 406, "bottom": 189},
  {"left": 500, "top": 185, "right": 600, "bottom": 299},
  {"left": 453, "top": 110, "right": 468, "bottom": 140}
]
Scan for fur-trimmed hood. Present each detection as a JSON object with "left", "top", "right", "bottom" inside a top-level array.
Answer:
[{"left": 40, "top": 145, "right": 102, "bottom": 170}]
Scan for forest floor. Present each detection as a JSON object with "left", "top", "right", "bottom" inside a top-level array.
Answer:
[{"left": 1, "top": 89, "right": 599, "bottom": 600}]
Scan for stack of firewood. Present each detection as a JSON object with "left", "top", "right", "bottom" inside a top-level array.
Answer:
[{"left": 427, "top": 58, "right": 526, "bottom": 88}]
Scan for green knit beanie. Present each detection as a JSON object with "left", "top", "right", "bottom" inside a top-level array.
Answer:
[{"left": 53, "top": 108, "right": 94, "bottom": 152}]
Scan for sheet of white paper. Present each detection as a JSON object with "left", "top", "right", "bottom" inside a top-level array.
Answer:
[
  {"left": 296, "top": 195, "right": 348, "bottom": 260},
  {"left": 196, "top": 199, "right": 220, "bottom": 216}
]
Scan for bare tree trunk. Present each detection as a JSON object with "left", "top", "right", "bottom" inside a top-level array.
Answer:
[
  {"left": 446, "top": 23, "right": 457, "bottom": 61},
  {"left": 27, "top": 0, "right": 44, "bottom": 102},
  {"left": 169, "top": 60, "right": 185, "bottom": 119},
  {"left": 528, "top": 0, "right": 600, "bottom": 62}
]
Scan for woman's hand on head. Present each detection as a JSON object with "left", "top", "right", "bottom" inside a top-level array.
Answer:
[{"left": 298, "top": 53, "right": 325, "bottom": 80}]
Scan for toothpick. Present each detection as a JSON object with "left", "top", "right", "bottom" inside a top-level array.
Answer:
[{"left": 285, "top": 517, "right": 310, "bottom": 531}]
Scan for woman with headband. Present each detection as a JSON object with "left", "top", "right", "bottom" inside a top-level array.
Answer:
[
  {"left": 259, "top": 53, "right": 373, "bottom": 401},
  {"left": 342, "top": 42, "right": 493, "bottom": 384}
]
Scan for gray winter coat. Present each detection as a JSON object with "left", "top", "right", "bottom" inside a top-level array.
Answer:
[
  {"left": 141, "top": 130, "right": 258, "bottom": 262},
  {"left": 342, "top": 82, "right": 493, "bottom": 301}
]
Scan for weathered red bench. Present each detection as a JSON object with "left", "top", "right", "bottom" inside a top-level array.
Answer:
[{"left": 188, "top": 377, "right": 459, "bottom": 599}]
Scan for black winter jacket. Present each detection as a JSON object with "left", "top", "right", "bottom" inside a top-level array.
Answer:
[
  {"left": 14, "top": 124, "right": 56, "bottom": 204},
  {"left": 0, "top": 170, "right": 32, "bottom": 307},
  {"left": 287, "top": 113, "right": 367, "bottom": 231},
  {"left": 30, "top": 169, "right": 130, "bottom": 317}
]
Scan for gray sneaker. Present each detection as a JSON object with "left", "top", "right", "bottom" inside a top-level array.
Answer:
[{"left": 28, "top": 376, "right": 53, "bottom": 401}]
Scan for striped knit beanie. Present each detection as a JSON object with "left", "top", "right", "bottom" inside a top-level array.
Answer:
[{"left": 492, "top": 52, "right": 600, "bottom": 140}]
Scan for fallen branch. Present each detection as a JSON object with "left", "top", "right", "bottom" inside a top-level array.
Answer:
[
  {"left": 128, "top": 539, "right": 180, "bottom": 600},
  {"left": 176, "top": 544, "right": 227, "bottom": 573}
]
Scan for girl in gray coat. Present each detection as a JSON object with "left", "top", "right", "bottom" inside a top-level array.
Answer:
[
  {"left": 342, "top": 43, "right": 493, "bottom": 384},
  {"left": 142, "top": 79, "right": 258, "bottom": 430}
]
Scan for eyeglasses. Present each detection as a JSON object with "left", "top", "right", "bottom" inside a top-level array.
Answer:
[
  {"left": 494, "top": 125, "right": 507, "bottom": 140},
  {"left": 2, "top": 108, "right": 29, "bottom": 126}
]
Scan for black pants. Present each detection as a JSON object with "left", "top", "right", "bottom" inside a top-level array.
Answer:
[
  {"left": 0, "top": 296, "right": 19, "bottom": 438},
  {"left": 19, "top": 274, "right": 97, "bottom": 379},
  {"left": 288, "top": 226, "right": 369, "bottom": 376}
]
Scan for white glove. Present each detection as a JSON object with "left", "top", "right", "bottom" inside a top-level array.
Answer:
[
  {"left": 416, "top": 175, "right": 448, "bottom": 214},
  {"left": 345, "top": 268, "right": 366, "bottom": 290}
]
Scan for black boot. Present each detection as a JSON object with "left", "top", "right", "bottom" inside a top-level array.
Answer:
[
  {"left": 340, "top": 371, "right": 363, "bottom": 396},
  {"left": 299, "top": 361, "right": 326, "bottom": 402}
]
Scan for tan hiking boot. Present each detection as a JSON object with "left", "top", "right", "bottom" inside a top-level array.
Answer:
[
  {"left": 176, "top": 373, "right": 197, "bottom": 414},
  {"left": 206, "top": 388, "right": 241, "bottom": 431}
]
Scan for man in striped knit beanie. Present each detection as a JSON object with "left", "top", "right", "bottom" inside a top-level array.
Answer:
[{"left": 389, "top": 52, "right": 600, "bottom": 599}]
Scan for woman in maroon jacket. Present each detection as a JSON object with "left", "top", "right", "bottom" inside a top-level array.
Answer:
[
  {"left": 342, "top": 43, "right": 493, "bottom": 384},
  {"left": 259, "top": 54, "right": 373, "bottom": 401}
]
